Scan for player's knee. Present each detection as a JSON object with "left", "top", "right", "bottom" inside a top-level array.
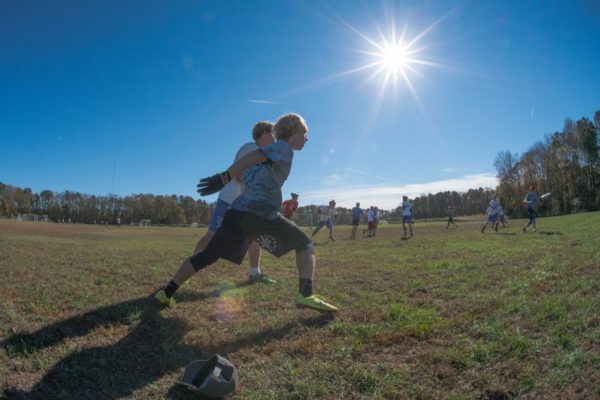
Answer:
[
  {"left": 296, "top": 241, "right": 315, "bottom": 255},
  {"left": 189, "top": 252, "right": 218, "bottom": 272}
]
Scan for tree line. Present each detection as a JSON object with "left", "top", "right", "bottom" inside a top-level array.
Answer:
[
  {"left": 0, "top": 183, "right": 497, "bottom": 224},
  {"left": 1, "top": 111, "right": 597, "bottom": 224},
  {"left": 0, "top": 183, "right": 214, "bottom": 225}
]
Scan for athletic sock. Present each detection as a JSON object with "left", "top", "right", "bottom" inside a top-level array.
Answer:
[
  {"left": 299, "top": 278, "right": 313, "bottom": 297},
  {"left": 250, "top": 267, "right": 261, "bottom": 277},
  {"left": 164, "top": 280, "right": 180, "bottom": 298}
]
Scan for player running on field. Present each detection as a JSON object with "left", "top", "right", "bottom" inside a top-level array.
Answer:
[
  {"left": 481, "top": 194, "right": 500, "bottom": 233},
  {"left": 446, "top": 205, "right": 457, "bottom": 229},
  {"left": 192, "top": 122, "right": 276, "bottom": 285},
  {"left": 363, "top": 206, "right": 375, "bottom": 237},
  {"left": 401, "top": 196, "right": 413, "bottom": 239},
  {"left": 155, "top": 113, "right": 338, "bottom": 312},
  {"left": 495, "top": 203, "right": 508, "bottom": 229},
  {"left": 350, "top": 202, "right": 362, "bottom": 239},
  {"left": 282, "top": 192, "right": 299, "bottom": 221},
  {"left": 522, "top": 185, "right": 539, "bottom": 232},
  {"left": 372, "top": 206, "right": 380, "bottom": 236},
  {"left": 311, "top": 200, "right": 337, "bottom": 241}
]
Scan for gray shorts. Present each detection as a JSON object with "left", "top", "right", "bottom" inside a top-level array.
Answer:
[{"left": 190, "top": 210, "right": 313, "bottom": 269}]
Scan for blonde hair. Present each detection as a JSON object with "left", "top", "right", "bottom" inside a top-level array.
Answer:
[
  {"left": 273, "top": 113, "right": 307, "bottom": 141},
  {"left": 252, "top": 121, "right": 273, "bottom": 141}
]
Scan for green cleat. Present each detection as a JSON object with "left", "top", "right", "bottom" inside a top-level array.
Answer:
[
  {"left": 154, "top": 289, "right": 176, "bottom": 307},
  {"left": 296, "top": 294, "right": 339, "bottom": 312},
  {"left": 249, "top": 273, "right": 277, "bottom": 285}
]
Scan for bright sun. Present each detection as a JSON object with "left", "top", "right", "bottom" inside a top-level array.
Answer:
[
  {"left": 379, "top": 42, "right": 409, "bottom": 76},
  {"left": 353, "top": 17, "right": 446, "bottom": 96}
]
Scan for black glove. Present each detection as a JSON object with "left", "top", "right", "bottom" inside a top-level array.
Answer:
[{"left": 196, "top": 171, "right": 231, "bottom": 196}]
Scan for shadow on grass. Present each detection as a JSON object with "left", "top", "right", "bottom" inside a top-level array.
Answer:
[
  {"left": 537, "top": 231, "right": 563, "bottom": 236},
  {"left": 2, "top": 293, "right": 333, "bottom": 400},
  {"left": 166, "top": 313, "right": 334, "bottom": 400}
]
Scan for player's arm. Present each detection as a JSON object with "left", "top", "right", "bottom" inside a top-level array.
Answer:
[
  {"left": 197, "top": 150, "right": 267, "bottom": 196},
  {"left": 228, "top": 150, "right": 267, "bottom": 178}
]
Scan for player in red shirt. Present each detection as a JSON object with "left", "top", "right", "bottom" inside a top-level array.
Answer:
[{"left": 282, "top": 192, "right": 299, "bottom": 220}]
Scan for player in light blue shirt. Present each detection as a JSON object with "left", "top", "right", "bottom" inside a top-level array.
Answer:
[
  {"left": 401, "top": 196, "right": 413, "bottom": 239},
  {"left": 156, "top": 113, "right": 338, "bottom": 312}
]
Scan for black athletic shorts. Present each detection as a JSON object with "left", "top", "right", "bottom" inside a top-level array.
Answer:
[
  {"left": 352, "top": 218, "right": 359, "bottom": 226},
  {"left": 190, "top": 209, "right": 313, "bottom": 269}
]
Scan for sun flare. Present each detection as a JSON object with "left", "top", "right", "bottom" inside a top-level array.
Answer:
[{"left": 378, "top": 41, "right": 410, "bottom": 77}]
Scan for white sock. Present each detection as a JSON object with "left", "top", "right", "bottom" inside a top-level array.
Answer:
[{"left": 250, "top": 267, "right": 261, "bottom": 276}]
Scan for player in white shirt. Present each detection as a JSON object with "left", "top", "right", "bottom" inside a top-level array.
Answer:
[
  {"left": 401, "top": 196, "right": 413, "bottom": 239},
  {"left": 481, "top": 195, "right": 500, "bottom": 233},
  {"left": 192, "top": 122, "right": 276, "bottom": 284},
  {"left": 311, "top": 200, "right": 337, "bottom": 241}
]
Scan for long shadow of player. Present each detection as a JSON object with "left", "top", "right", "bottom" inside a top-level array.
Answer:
[
  {"left": 1, "top": 294, "right": 207, "bottom": 399},
  {"left": 2, "top": 293, "right": 333, "bottom": 400}
]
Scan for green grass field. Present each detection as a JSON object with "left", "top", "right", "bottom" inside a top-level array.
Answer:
[{"left": 1, "top": 213, "right": 599, "bottom": 399}]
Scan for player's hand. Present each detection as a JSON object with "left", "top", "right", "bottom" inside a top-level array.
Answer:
[{"left": 196, "top": 171, "right": 231, "bottom": 196}]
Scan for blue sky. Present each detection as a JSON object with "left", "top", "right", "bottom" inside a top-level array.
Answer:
[{"left": 1, "top": 0, "right": 599, "bottom": 209}]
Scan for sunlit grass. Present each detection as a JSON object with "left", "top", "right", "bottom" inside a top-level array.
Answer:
[{"left": 1, "top": 213, "right": 599, "bottom": 399}]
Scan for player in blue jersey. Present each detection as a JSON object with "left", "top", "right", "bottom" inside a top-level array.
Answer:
[
  {"left": 155, "top": 114, "right": 338, "bottom": 312},
  {"left": 192, "top": 122, "right": 276, "bottom": 284},
  {"left": 350, "top": 202, "right": 362, "bottom": 239},
  {"left": 522, "top": 186, "right": 539, "bottom": 232}
]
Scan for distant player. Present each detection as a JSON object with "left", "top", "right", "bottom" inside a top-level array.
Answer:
[
  {"left": 311, "top": 200, "right": 337, "bottom": 241},
  {"left": 350, "top": 202, "right": 362, "bottom": 239},
  {"left": 481, "top": 194, "right": 500, "bottom": 233},
  {"left": 192, "top": 121, "right": 276, "bottom": 284},
  {"left": 282, "top": 192, "right": 299, "bottom": 221},
  {"left": 446, "top": 205, "right": 457, "bottom": 229},
  {"left": 363, "top": 206, "right": 375, "bottom": 237},
  {"left": 372, "top": 206, "right": 380, "bottom": 236},
  {"left": 522, "top": 185, "right": 539, "bottom": 232},
  {"left": 495, "top": 203, "right": 508, "bottom": 229},
  {"left": 401, "top": 196, "right": 413, "bottom": 238}
]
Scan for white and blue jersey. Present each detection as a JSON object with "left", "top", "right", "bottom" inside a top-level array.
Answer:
[
  {"left": 488, "top": 199, "right": 499, "bottom": 216},
  {"left": 208, "top": 142, "right": 258, "bottom": 232},
  {"left": 231, "top": 140, "right": 293, "bottom": 220},
  {"left": 218, "top": 142, "right": 258, "bottom": 204}
]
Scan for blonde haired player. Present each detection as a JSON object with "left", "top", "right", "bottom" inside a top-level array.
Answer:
[{"left": 155, "top": 113, "right": 338, "bottom": 312}]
